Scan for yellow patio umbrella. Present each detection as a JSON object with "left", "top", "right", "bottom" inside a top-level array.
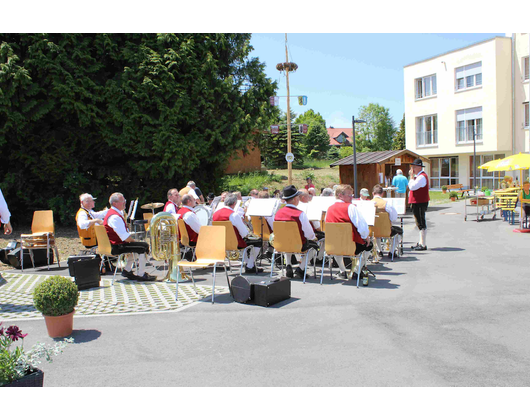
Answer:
[
  {"left": 478, "top": 158, "right": 503, "bottom": 170},
  {"left": 486, "top": 153, "right": 530, "bottom": 231}
]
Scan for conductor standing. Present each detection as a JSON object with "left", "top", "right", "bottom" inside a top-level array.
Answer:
[{"left": 408, "top": 159, "right": 430, "bottom": 251}]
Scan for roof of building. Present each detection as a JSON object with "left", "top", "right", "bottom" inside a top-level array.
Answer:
[
  {"left": 330, "top": 149, "right": 430, "bottom": 167},
  {"left": 327, "top": 127, "right": 353, "bottom": 146}
]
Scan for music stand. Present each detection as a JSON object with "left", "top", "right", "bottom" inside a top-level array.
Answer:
[{"left": 247, "top": 198, "right": 279, "bottom": 266}]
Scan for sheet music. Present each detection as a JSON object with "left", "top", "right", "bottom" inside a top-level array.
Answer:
[
  {"left": 384, "top": 198, "right": 406, "bottom": 215},
  {"left": 211, "top": 196, "right": 222, "bottom": 212},
  {"left": 247, "top": 198, "right": 279, "bottom": 217},
  {"left": 305, "top": 197, "right": 338, "bottom": 221},
  {"left": 353, "top": 200, "right": 376, "bottom": 226},
  {"left": 214, "top": 200, "right": 242, "bottom": 214}
]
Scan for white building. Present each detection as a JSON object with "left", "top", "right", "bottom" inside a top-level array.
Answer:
[{"left": 404, "top": 33, "right": 529, "bottom": 189}]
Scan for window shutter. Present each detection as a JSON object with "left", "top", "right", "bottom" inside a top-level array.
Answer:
[
  {"left": 432, "top": 75, "right": 437, "bottom": 94},
  {"left": 475, "top": 73, "right": 482, "bottom": 85}
]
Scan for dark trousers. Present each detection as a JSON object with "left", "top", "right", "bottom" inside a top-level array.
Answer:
[
  {"left": 355, "top": 241, "right": 373, "bottom": 255},
  {"left": 239, "top": 238, "right": 263, "bottom": 250},
  {"left": 412, "top": 202, "right": 429, "bottom": 230},
  {"left": 111, "top": 241, "right": 150, "bottom": 256}
]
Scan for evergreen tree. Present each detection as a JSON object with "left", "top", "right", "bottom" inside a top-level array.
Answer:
[
  {"left": 392, "top": 114, "right": 406, "bottom": 150},
  {"left": 0, "top": 34, "right": 277, "bottom": 224}
]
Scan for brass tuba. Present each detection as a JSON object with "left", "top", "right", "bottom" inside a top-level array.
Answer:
[{"left": 150, "top": 212, "right": 187, "bottom": 281}]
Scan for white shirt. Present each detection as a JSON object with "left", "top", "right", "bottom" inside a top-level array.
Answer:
[
  {"left": 182, "top": 206, "right": 201, "bottom": 234},
  {"left": 373, "top": 196, "right": 398, "bottom": 223},
  {"left": 216, "top": 207, "right": 249, "bottom": 239},
  {"left": 408, "top": 170, "right": 427, "bottom": 191},
  {"left": 284, "top": 204, "right": 317, "bottom": 241},
  {"left": 327, "top": 200, "right": 370, "bottom": 240},
  {"left": 0, "top": 188, "right": 11, "bottom": 224},
  {"left": 165, "top": 201, "right": 178, "bottom": 214},
  {"left": 107, "top": 206, "right": 130, "bottom": 242},
  {"left": 77, "top": 207, "right": 108, "bottom": 230}
]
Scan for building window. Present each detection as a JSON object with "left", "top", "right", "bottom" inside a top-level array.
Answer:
[
  {"left": 456, "top": 107, "right": 483, "bottom": 143},
  {"left": 525, "top": 103, "right": 529, "bottom": 128},
  {"left": 455, "top": 62, "right": 482, "bottom": 91},
  {"left": 416, "top": 115, "right": 437, "bottom": 147},
  {"left": 470, "top": 154, "right": 506, "bottom": 189},
  {"left": 523, "top": 56, "right": 529, "bottom": 81},
  {"left": 430, "top": 157, "right": 459, "bottom": 188},
  {"left": 415, "top": 74, "right": 437, "bottom": 99}
]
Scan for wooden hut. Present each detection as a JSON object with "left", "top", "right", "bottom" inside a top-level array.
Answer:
[{"left": 330, "top": 149, "right": 430, "bottom": 195}]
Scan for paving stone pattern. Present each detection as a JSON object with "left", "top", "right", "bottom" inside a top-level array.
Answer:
[{"left": 0, "top": 272, "right": 228, "bottom": 320}]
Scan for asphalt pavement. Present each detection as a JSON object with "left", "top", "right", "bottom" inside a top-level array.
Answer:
[{"left": 4, "top": 200, "right": 530, "bottom": 387}]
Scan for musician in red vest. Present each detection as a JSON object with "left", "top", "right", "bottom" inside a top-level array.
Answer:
[
  {"left": 164, "top": 188, "right": 181, "bottom": 216},
  {"left": 176, "top": 194, "right": 202, "bottom": 247},
  {"left": 274, "top": 185, "right": 318, "bottom": 279},
  {"left": 103, "top": 192, "right": 156, "bottom": 281},
  {"left": 325, "top": 184, "right": 371, "bottom": 281},
  {"left": 213, "top": 193, "right": 263, "bottom": 274},
  {"left": 408, "top": 158, "right": 430, "bottom": 251}
]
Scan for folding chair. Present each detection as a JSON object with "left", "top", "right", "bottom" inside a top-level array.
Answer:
[
  {"left": 319, "top": 223, "right": 365, "bottom": 288},
  {"left": 270, "top": 221, "right": 317, "bottom": 284},
  {"left": 212, "top": 221, "right": 253, "bottom": 275},
  {"left": 251, "top": 216, "right": 271, "bottom": 241},
  {"left": 20, "top": 210, "right": 61, "bottom": 271},
  {"left": 94, "top": 225, "right": 121, "bottom": 284},
  {"left": 176, "top": 225, "right": 229, "bottom": 304},
  {"left": 178, "top": 218, "right": 197, "bottom": 261}
]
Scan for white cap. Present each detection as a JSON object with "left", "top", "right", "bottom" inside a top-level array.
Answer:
[
  {"left": 79, "top": 193, "right": 96, "bottom": 202},
  {"left": 360, "top": 188, "right": 370, "bottom": 197}
]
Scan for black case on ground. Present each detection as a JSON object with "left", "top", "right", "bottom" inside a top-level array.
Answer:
[
  {"left": 7, "top": 247, "right": 54, "bottom": 269},
  {"left": 72, "top": 258, "right": 101, "bottom": 290},
  {"left": 230, "top": 276, "right": 291, "bottom": 307},
  {"left": 0, "top": 240, "right": 19, "bottom": 265},
  {"left": 68, "top": 255, "right": 101, "bottom": 277}
]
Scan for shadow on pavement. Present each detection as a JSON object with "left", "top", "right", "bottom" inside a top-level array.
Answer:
[
  {"left": 66, "top": 329, "right": 102, "bottom": 343},
  {"left": 429, "top": 247, "right": 465, "bottom": 252}
]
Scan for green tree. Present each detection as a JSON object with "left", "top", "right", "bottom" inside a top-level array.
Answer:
[
  {"left": 338, "top": 146, "right": 353, "bottom": 159},
  {"left": 295, "top": 109, "right": 329, "bottom": 158},
  {"left": 0, "top": 33, "right": 277, "bottom": 224},
  {"left": 392, "top": 114, "right": 406, "bottom": 150},
  {"left": 356, "top": 103, "right": 396, "bottom": 152}
]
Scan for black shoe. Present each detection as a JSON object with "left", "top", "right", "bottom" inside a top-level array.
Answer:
[
  {"left": 122, "top": 270, "right": 135, "bottom": 279},
  {"left": 294, "top": 267, "right": 305, "bottom": 279},
  {"left": 377, "top": 251, "right": 384, "bottom": 258},
  {"left": 412, "top": 244, "right": 427, "bottom": 251},
  {"left": 285, "top": 265, "right": 293, "bottom": 278},
  {"left": 136, "top": 273, "right": 157, "bottom": 281},
  {"left": 245, "top": 266, "right": 263, "bottom": 274}
]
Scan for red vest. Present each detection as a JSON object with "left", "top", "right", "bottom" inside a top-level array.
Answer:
[
  {"left": 177, "top": 207, "right": 199, "bottom": 243},
  {"left": 409, "top": 172, "right": 430, "bottom": 204},
  {"left": 213, "top": 208, "right": 246, "bottom": 248},
  {"left": 325, "top": 202, "right": 364, "bottom": 244},
  {"left": 103, "top": 208, "right": 128, "bottom": 245},
  {"left": 274, "top": 205, "right": 306, "bottom": 244},
  {"left": 164, "top": 200, "right": 177, "bottom": 212}
]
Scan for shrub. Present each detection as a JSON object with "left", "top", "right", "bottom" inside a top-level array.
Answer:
[
  {"left": 449, "top": 191, "right": 458, "bottom": 198},
  {"left": 441, "top": 185, "right": 448, "bottom": 191},
  {"left": 219, "top": 171, "right": 282, "bottom": 196},
  {"left": 33, "top": 276, "right": 79, "bottom": 317},
  {"left": 338, "top": 146, "right": 353, "bottom": 160}
]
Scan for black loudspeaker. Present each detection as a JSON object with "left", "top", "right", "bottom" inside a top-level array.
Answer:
[
  {"left": 230, "top": 276, "right": 291, "bottom": 307},
  {"left": 72, "top": 258, "right": 100, "bottom": 290},
  {"left": 7, "top": 247, "right": 54, "bottom": 269},
  {"left": 67, "top": 255, "right": 101, "bottom": 277}
]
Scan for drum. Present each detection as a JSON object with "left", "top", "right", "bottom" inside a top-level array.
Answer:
[{"left": 194, "top": 205, "right": 211, "bottom": 226}]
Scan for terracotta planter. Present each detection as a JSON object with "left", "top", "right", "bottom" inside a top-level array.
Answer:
[
  {"left": 450, "top": 197, "right": 456, "bottom": 202},
  {"left": 43, "top": 310, "right": 75, "bottom": 338}
]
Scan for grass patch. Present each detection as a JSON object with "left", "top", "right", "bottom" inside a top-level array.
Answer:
[{"left": 219, "top": 171, "right": 283, "bottom": 195}]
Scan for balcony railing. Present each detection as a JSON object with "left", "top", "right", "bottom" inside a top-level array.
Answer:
[{"left": 416, "top": 130, "right": 437, "bottom": 146}]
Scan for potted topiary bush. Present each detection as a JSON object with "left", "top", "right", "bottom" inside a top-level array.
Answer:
[
  {"left": 33, "top": 276, "right": 79, "bottom": 338},
  {"left": 449, "top": 191, "right": 458, "bottom": 202},
  {"left": 441, "top": 185, "right": 448, "bottom": 193}
]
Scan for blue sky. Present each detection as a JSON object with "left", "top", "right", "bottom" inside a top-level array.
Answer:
[{"left": 249, "top": 33, "right": 504, "bottom": 129}]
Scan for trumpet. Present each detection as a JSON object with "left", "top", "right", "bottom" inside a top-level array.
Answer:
[{"left": 150, "top": 211, "right": 188, "bottom": 281}]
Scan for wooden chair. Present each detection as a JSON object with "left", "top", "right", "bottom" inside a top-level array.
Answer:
[
  {"left": 212, "top": 221, "right": 253, "bottom": 275},
  {"left": 178, "top": 218, "right": 196, "bottom": 261},
  {"left": 270, "top": 221, "right": 317, "bottom": 284},
  {"left": 176, "top": 225, "right": 229, "bottom": 304},
  {"left": 251, "top": 216, "right": 271, "bottom": 241},
  {"left": 20, "top": 210, "right": 60, "bottom": 271},
  {"left": 319, "top": 223, "right": 364, "bottom": 288},
  {"left": 370, "top": 213, "right": 400, "bottom": 262},
  {"left": 94, "top": 225, "right": 121, "bottom": 284}
]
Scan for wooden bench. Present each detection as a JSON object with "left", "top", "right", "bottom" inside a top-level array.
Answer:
[{"left": 444, "top": 184, "right": 473, "bottom": 198}]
